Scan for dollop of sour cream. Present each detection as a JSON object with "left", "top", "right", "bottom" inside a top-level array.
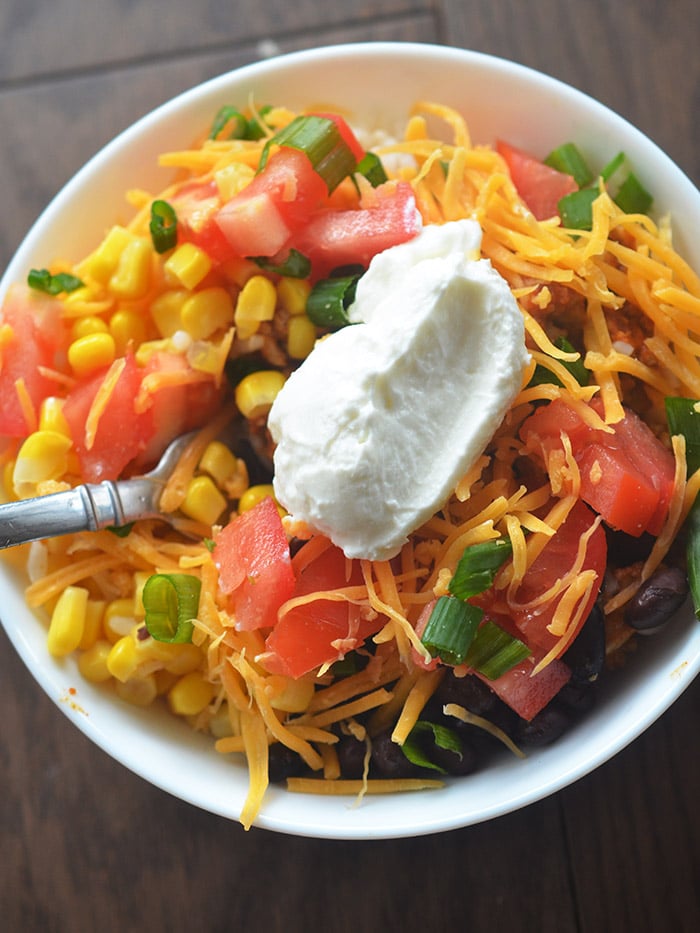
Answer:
[{"left": 268, "top": 219, "right": 530, "bottom": 561}]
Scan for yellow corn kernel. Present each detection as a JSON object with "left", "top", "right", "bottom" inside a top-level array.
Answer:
[
  {"left": 80, "top": 226, "right": 134, "bottom": 284},
  {"left": 47, "top": 585, "right": 89, "bottom": 658},
  {"left": 238, "top": 483, "right": 276, "bottom": 514},
  {"left": 234, "top": 370, "right": 285, "bottom": 419},
  {"left": 109, "top": 308, "right": 148, "bottom": 354},
  {"left": 77, "top": 640, "right": 113, "bottom": 683},
  {"left": 287, "top": 315, "right": 317, "bottom": 359},
  {"left": 163, "top": 643, "right": 205, "bottom": 676},
  {"left": 12, "top": 430, "right": 72, "bottom": 498},
  {"left": 277, "top": 276, "right": 311, "bottom": 316},
  {"left": 167, "top": 671, "right": 215, "bottom": 716},
  {"left": 150, "top": 289, "right": 187, "bottom": 337},
  {"left": 67, "top": 332, "right": 116, "bottom": 378},
  {"left": 116, "top": 674, "right": 158, "bottom": 707},
  {"left": 38, "top": 397, "right": 70, "bottom": 437},
  {"left": 214, "top": 162, "right": 255, "bottom": 201},
  {"left": 180, "top": 474, "right": 227, "bottom": 525},
  {"left": 164, "top": 242, "right": 212, "bottom": 289},
  {"left": 103, "top": 597, "right": 136, "bottom": 644},
  {"left": 234, "top": 274, "right": 277, "bottom": 339},
  {"left": 109, "top": 237, "right": 152, "bottom": 299},
  {"left": 267, "top": 674, "right": 315, "bottom": 713},
  {"left": 71, "top": 315, "right": 109, "bottom": 340},
  {"left": 181, "top": 287, "right": 234, "bottom": 340},
  {"left": 78, "top": 599, "right": 106, "bottom": 651},
  {"left": 199, "top": 440, "right": 239, "bottom": 488},
  {"left": 106, "top": 635, "right": 140, "bottom": 682}
]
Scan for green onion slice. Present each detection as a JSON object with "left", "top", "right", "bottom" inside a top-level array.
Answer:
[
  {"left": 448, "top": 538, "right": 513, "bottom": 600},
  {"left": 263, "top": 115, "right": 357, "bottom": 192},
  {"left": 558, "top": 187, "right": 600, "bottom": 231},
  {"left": 464, "top": 620, "right": 531, "bottom": 680},
  {"left": 149, "top": 199, "right": 178, "bottom": 254},
  {"left": 666, "top": 397, "right": 700, "bottom": 476},
  {"left": 528, "top": 336, "right": 589, "bottom": 389},
  {"left": 142, "top": 573, "right": 201, "bottom": 643},
  {"left": 600, "top": 151, "right": 626, "bottom": 183},
  {"left": 420, "top": 596, "right": 483, "bottom": 666},
  {"left": 208, "top": 104, "right": 272, "bottom": 141},
  {"left": 355, "top": 151, "right": 388, "bottom": 188},
  {"left": 251, "top": 248, "right": 311, "bottom": 279},
  {"left": 544, "top": 142, "right": 593, "bottom": 187},
  {"left": 401, "top": 721, "right": 463, "bottom": 774},
  {"left": 27, "top": 268, "right": 84, "bottom": 295},
  {"left": 614, "top": 171, "right": 653, "bottom": 215},
  {"left": 306, "top": 271, "right": 362, "bottom": 330}
]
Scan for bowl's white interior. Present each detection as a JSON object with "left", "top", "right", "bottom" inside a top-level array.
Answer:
[{"left": 1, "top": 42, "right": 699, "bottom": 839}]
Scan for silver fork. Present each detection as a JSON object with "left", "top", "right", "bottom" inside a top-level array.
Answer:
[{"left": 0, "top": 430, "right": 199, "bottom": 550}]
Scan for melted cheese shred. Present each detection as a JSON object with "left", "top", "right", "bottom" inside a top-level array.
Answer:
[{"left": 13, "top": 100, "right": 700, "bottom": 831}]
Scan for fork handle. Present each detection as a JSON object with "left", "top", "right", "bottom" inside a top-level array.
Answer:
[{"left": 0, "top": 479, "right": 155, "bottom": 550}]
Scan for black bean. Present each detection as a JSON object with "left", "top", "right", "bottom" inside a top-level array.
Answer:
[
  {"left": 370, "top": 730, "right": 424, "bottom": 779},
  {"left": 336, "top": 734, "right": 367, "bottom": 779},
  {"left": 624, "top": 565, "right": 688, "bottom": 632},
  {"left": 514, "top": 704, "right": 571, "bottom": 747},
  {"left": 605, "top": 527, "right": 655, "bottom": 566},
  {"left": 554, "top": 679, "right": 598, "bottom": 714},
  {"left": 432, "top": 670, "right": 498, "bottom": 716},
  {"left": 267, "top": 742, "right": 306, "bottom": 783},
  {"left": 563, "top": 601, "right": 606, "bottom": 685}
]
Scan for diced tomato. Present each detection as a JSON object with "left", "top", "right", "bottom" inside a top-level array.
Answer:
[
  {"left": 309, "top": 112, "right": 366, "bottom": 162},
  {"left": 520, "top": 398, "right": 676, "bottom": 536},
  {"left": 496, "top": 140, "right": 578, "bottom": 220},
  {"left": 215, "top": 148, "right": 328, "bottom": 258},
  {"left": 133, "top": 351, "right": 222, "bottom": 467},
  {"left": 262, "top": 539, "right": 384, "bottom": 678},
  {"left": 476, "top": 651, "right": 571, "bottom": 721},
  {"left": 0, "top": 285, "right": 66, "bottom": 437},
  {"left": 173, "top": 180, "right": 232, "bottom": 264},
  {"left": 480, "top": 499, "right": 607, "bottom": 653},
  {"left": 294, "top": 181, "right": 421, "bottom": 277},
  {"left": 213, "top": 497, "right": 296, "bottom": 631},
  {"left": 62, "top": 352, "right": 152, "bottom": 483}
]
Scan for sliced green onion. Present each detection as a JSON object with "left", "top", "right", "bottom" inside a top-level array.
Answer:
[
  {"left": 106, "top": 522, "right": 134, "bottom": 538},
  {"left": 464, "top": 620, "right": 531, "bottom": 680},
  {"left": 420, "top": 596, "right": 483, "bottom": 666},
  {"left": 264, "top": 115, "right": 357, "bottom": 192},
  {"left": 251, "top": 248, "right": 311, "bottom": 279},
  {"left": 27, "top": 268, "right": 84, "bottom": 295},
  {"left": 600, "top": 151, "right": 626, "bottom": 182},
  {"left": 684, "top": 498, "right": 700, "bottom": 619},
  {"left": 544, "top": 142, "right": 593, "bottom": 187},
  {"left": 528, "top": 336, "right": 589, "bottom": 388},
  {"left": 614, "top": 171, "right": 653, "bottom": 215},
  {"left": 448, "top": 538, "right": 513, "bottom": 600},
  {"left": 666, "top": 397, "right": 700, "bottom": 476},
  {"left": 142, "top": 573, "right": 201, "bottom": 643},
  {"left": 149, "top": 199, "right": 178, "bottom": 254},
  {"left": 401, "top": 721, "right": 463, "bottom": 774},
  {"left": 355, "top": 151, "right": 388, "bottom": 187},
  {"left": 306, "top": 272, "right": 362, "bottom": 330},
  {"left": 558, "top": 187, "right": 600, "bottom": 230},
  {"left": 208, "top": 105, "right": 249, "bottom": 140},
  {"left": 208, "top": 104, "right": 272, "bottom": 141}
]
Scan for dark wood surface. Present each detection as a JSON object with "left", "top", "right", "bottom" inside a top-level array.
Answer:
[{"left": 1, "top": 2, "right": 699, "bottom": 930}]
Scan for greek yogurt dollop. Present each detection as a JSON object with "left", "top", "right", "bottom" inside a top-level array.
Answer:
[{"left": 268, "top": 219, "right": 530, "bottom": 560}]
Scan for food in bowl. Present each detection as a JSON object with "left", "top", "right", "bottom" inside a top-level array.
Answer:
[{"left": 1, "top": 44, "right": 699, "bottom": 835}]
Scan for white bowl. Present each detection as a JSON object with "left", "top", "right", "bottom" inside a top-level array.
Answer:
[{"left": 2, "top": 42, "right": 699, "bottom": 839}]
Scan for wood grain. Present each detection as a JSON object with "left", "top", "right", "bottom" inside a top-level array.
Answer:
[{"left": 1, "top": 2, "right": 699, "bottom": 931}]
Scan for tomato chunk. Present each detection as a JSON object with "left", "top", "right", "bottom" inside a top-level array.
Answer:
[
  {"left": 295, "top": 181, "right": 421, "bottom": 277},
  {"left": 496, "top": 140, "right": 578, "bottom": 220},
  {"left": 476, "top": 652, "right": 571, "bottom": 721},
  {"left": 520, "top": 398, "right": 676, "bottom": 536},
  {"left": 62, "top": 353, "right": 152, "bottom": 483},
  {"left": 173, "top": 180, "right": 232, "bottom": 263},
  {"left": 0, "top": 286, "right": 65, "bottom": 437},
  {"left": 215, "top": 148, "right": 328, "bottom": 258},
  {"left": 213, "top": 497, "right": 296, "bottom": 631},
  {"left": 262, "top": 540, "right": 383, "bottom": 678}
]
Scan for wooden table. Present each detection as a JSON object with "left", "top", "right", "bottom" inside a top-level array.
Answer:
[{"left": 1, "top": 2, "right": 699, "bottom": 930}]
